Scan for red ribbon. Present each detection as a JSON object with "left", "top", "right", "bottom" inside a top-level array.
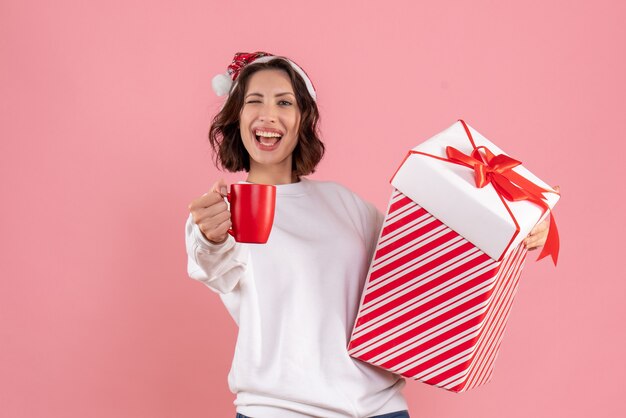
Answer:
[{"left": 445, "top": 120, "right": 560, "bottom": 265}]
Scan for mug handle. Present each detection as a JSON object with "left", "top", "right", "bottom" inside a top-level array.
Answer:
[{"left": 226, "top": 192, "right": 235, "bottom": 237}]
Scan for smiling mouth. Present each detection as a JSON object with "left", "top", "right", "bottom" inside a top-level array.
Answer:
[{"left": 254, "top": 129, "right": 283, "bottom": 146}]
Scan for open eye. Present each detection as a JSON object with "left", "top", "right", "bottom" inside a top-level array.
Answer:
[{"left": 278, "top": 100, "right": 293, "bottom": 106}]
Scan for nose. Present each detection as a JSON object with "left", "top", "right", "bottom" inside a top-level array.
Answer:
[{"left": 258, "top": 103, "right": 277, "bottom": 123}]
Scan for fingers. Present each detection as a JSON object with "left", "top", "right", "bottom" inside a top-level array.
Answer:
[
  {"left": 213, "top": 218, "right": 232, "bottom": 237},
  {"left": 522, "top": 186, "right": 559, "bottom": 251},
  {"left": 210, "top": 208, "right": 231, "bottom": 225},
  {"left": 529, "top": 219, "right": 549, "bottom": 236},
  {"left": 188, "top": 192, "right": 221, "bottom": 211},
  {"left": 524, "top": 219, "right": 549, "bottom": 250},
  {"left": 191, "top": 199, "right": 230, "bottom": 228},
  {"left": 211, "top": 178, "right": 229, "bottom": 198},
  {"left": 524, "top": 231, "right": 544, "bottom": 249},
  {"left": 202, "top": 199, "right": 228, "bottom": 218},
  {"left": 198, "top": 211, "right": 231, "bottom": 234},
  {"left": 187, "top": 178, "right": 232, "bottom": 243},
  {"left": 188, "top": 179, "right": 230, "bottom": 211},
  {"left": 199, "top": 216, "right": 232, "bottom": 244},
  {"left": 525, "top": 185, "right": 559, "bottom": 250}
]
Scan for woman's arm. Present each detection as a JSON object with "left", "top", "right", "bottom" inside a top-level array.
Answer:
[
  {"left": 185, "top": 213, "right": 249, "bottom": 294},
  {"left": 185, "top": 180, "right": 249, "bottom": 294}
]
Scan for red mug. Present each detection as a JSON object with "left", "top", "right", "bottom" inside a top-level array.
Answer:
[{"left": 227, "top": 183, "right": 276, "bottom": 244}]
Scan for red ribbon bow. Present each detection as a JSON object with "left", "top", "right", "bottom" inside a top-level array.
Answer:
[{"left": 445, "top": 121, "right": 560, "bottom": 265}]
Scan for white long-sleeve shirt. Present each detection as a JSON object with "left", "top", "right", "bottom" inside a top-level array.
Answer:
[{"left": 185, "top": 178, "right": 408, "bottom": 418}]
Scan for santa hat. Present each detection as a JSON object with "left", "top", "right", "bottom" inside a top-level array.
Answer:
[{"left": 211, "top": 51, "right": 317, "bottom": 101}]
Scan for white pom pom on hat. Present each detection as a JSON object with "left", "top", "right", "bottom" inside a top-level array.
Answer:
[
  {"left": 211, "top": 51, "right": 317, "bottom": 101},
  {"left": 211, "top": 73, "right": 233, "bottom": 97}
]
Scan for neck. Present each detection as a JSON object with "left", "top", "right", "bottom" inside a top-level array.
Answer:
[{"left": 247, "top": 162, "right": 299, "bottom": 185}]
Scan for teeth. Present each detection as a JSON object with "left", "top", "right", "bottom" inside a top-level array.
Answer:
[{"left": 255, "top": 130, "right": 282, "bottom": 138}]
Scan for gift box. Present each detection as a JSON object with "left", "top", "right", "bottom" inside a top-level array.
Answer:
[{"left": 347, "top": 120, "right": 559, "bottom": 392}]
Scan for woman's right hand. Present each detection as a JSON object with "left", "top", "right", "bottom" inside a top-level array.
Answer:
[{"left": 188, "top": 179, "right": 231, "bottom": 244}]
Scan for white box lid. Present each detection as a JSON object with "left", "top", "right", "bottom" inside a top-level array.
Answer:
[{"left": 391, "top": 120, "right": 559, "bottom": 261}]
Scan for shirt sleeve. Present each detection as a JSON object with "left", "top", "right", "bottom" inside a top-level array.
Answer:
[
  {"left": 185, "top": 213, "right": 249, "bottom": 294},
  {"left": 364, "top": 202, "right": 385, "bottom": 264}
]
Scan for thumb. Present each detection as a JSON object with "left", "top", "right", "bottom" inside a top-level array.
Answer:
[{"left": 211, "top": 178, "right": 229, "bottom": 198}]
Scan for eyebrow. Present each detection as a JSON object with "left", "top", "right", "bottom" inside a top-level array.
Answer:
[{"left": 245, "top": 92, "right": 296, "bottom": 98}]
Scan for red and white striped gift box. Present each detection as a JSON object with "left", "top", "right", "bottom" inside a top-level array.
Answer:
[{"left": 348, "top": 189, "right": 528, "bottom": 393}]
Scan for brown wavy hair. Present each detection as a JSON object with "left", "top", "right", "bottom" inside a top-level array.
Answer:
[{"left": 208, "top": 57, "right": 324, "bottom": 177}]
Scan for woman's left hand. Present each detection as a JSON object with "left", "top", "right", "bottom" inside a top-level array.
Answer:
[
  {"left": 524, "top": 219, "right": 550, "bottom": 251},
  {"left": 523, "top": 185, "right": 560, "bottom": 251}
]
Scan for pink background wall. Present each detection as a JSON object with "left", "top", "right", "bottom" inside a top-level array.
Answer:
[{"left": 2, "top": 0, "right": 624, "bottom": 417}]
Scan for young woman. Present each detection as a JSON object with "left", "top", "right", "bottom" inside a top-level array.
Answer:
[{"left": 185, "top": 52, "right": 553, "bottom": 418}]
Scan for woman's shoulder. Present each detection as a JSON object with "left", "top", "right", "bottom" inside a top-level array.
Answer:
[
  {"left": 304, "top": 178, "right": 358, "bottom": 197},
  {"left": 304, "top": 178, "right": 377, "bottom": 213},
  {"left": 304, "top": 178, "right": 384, "bottom": 238}
]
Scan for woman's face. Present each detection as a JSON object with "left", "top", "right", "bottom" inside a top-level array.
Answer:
[{"left": 239, "top": 69, "right": 301, "bottom": 175}]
